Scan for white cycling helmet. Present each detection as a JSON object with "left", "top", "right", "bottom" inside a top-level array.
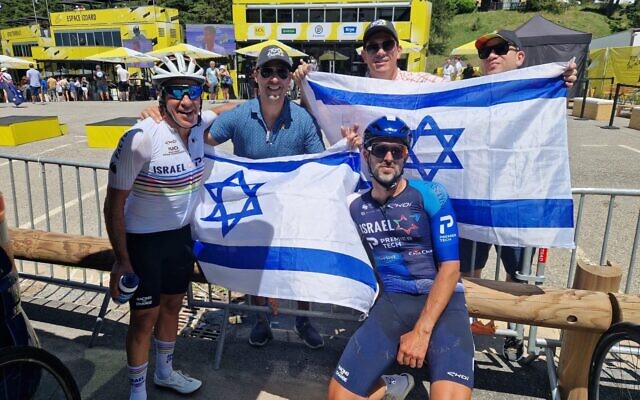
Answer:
[{"left": 152, "top": 52, "right": 205, "bottom": 85}]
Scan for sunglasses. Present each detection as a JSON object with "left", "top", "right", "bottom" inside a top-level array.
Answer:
[
  {"left": 365, "top": 40, "right": 396, "bottom": 56},
  {"left": 165, "top": 85, "right": 203, "bottom": 100},
  {"left": 368, "top": 143, "right": 408, "bottom": 160},
  {"left": 259, "top": 67, "right": 290, "bottom": 80},
  {"left": 478, "top": 42, "right": 517, "bottom": 60}
]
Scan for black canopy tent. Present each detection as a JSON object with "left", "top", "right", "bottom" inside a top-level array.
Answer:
[{"left": 515, "top": 15, "right": 591, "bottom": 97}]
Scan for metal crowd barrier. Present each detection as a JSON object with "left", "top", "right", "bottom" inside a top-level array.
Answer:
[
  {"left": 0, "top": 152, "right": 110, "bottom": 346},
  {"left": 1, "top": 152, "right": 639, "bottom": 383}
]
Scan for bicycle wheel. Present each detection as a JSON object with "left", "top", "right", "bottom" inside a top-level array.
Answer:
[
  {"left": 0, "top": 346, "right": 81, "bottom": 400},
  {"left": 589, "top": 322, "right": 640, "bottom": 400}
]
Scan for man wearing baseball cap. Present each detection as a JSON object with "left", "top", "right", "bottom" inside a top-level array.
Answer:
[
  {"left": 460, "top": 28, "right": 577, "bottom": 361},
  {"left": 210, "top": 44, "right": 326, "bottom": 349},
  {"left": 295, "top": 19, "right": 444, "bottom": 87},
  {"left": 474, "top": 29, "right": 525, "bottom": 75}
]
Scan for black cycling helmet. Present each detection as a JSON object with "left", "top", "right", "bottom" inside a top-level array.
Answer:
[{"left": 364, "top": 116, "right": 412, "bottom": 149}]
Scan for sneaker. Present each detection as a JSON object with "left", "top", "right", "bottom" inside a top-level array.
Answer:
[
  {"left": 470, "top": 320, "right": 497, "bottom": 335},
  {"left": 154, "top": 370, "right": 201, "bottom": 394},
  {"left": 294, "top": 318, "right": 324, "bottom": 349},
  {"left": 502, "top": 337, "right": 525, "bottom": 362},
  {"left": 249, "top": 319, "right": 273, "bottom": 347},
  {"left": 382, "top": 373, "right": 415, "bottom": 400}
]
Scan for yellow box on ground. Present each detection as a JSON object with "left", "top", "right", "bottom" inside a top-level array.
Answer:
[
  {"left": 85, "top": 117, "right": 138, "bottom": 148},
  {"left": 0, "top": 116, "right": 63, "bottom": 146}
]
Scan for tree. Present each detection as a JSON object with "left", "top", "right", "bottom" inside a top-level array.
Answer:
[{"left": 429, "top": 0, "right": 456, "bottom": 55}]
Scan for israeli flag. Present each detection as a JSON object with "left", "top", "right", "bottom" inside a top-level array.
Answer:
[
  {"left": 191, "top": 142, "right": 379, "bottom": 313},
  {"left": 301, "top": 63, "right": 575, "bottom": 248}
]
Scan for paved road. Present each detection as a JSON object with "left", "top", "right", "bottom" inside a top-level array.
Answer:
[{"left": 1, "top": 99, "right": 639, "bottom": 399}]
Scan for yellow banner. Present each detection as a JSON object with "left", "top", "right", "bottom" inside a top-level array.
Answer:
[
  {"left": 237, "top": 21, "right": 412, "bottom": 42},
  {"left": 588, "top": 47, "right": 640, "bottom": 96},
  {"left": 50, "top": 6, "right": 174, "bottom": 26}
]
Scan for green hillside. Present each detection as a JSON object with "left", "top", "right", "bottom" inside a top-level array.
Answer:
[{"left": 426, "top": 8, "right": 613, "bottom": 70}]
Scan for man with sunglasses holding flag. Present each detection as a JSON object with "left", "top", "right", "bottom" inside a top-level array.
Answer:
[
  {"left": 105, "top": 53, "right": 217, "bottom": 400},
  {"left": 205, "top": 44, "right": 329, "bottom": 349}
]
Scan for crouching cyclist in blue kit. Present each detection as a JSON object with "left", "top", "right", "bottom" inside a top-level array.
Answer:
[{"left": 331, "top": 116, "right": 474, "bottom": 400}]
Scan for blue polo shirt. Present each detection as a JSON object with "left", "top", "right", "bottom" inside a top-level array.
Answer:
[{"left": 210, "top": 97, "right": 325, "bottom": 158}]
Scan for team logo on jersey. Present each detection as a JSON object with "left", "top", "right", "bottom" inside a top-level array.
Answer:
[
  {"left": 201, "top": 170, "right": 265, "bottom": 237},
  {"left": 439, "top": 215, "right": 454, "bottom": 235},
  {"left": 394, "top": 214, "right": 418, "bottom": 235}
]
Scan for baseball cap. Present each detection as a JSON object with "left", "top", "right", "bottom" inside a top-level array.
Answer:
[
  {"left": 363, "top": 19, "right": 399, "bottom": 45},
  {"left": 256, "top": 45, "right": 293, "bottom": 69},
  {"left": 0, "top": 67, "right": 6, "bottom": 72},
  {"left": 475, "top": 29, "right": 523, "bottom": 50}
]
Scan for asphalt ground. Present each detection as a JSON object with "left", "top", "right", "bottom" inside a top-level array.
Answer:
[{"left": 1, "top": 98, "right": 639, "bottom": 399}]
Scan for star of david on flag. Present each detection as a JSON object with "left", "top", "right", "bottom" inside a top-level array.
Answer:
[
  {"left": 191, "top": 143, "right": 379, "bottom": 313},
  {"left": 201, "top": 171, "right": 265, "bottom": 237},
  {"left": 301, "top": 63, "right": 575, "bottom": 248}
]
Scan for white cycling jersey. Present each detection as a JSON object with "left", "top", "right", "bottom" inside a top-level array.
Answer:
[{"left": 108, "top": 111, "right": 216, "bottom": 233}]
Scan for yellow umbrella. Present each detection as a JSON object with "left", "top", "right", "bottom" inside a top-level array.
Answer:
[
  {"left": 147, "top": 43, "right": 223, "bottom": 59},
  {"left": 0, "top": 55, "right": 31, "bottom": 69},
  {"left": 235, "top": 40, "right": 307, "bottom": 58},
  {"left": 85, "top": 47, "right": 159, "bottom": 63},
  {"left": 356, "top": 40, "right": 423, "bottom": 55},
  {"left": 318, "top": 50, "right": 349, "bottom": 61},
  {"left": 450, "top": 40, "right": 478, "bottom": 56}
]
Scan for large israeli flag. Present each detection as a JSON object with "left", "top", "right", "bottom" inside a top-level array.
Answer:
[
  {"left": 191, "top": 142, "right": 378, "bottom": 313},
  {"left": 301, "top": 63, "right": 575, "bottom": 248}
]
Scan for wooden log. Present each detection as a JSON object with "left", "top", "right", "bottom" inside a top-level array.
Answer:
[
  {"left": 610, "top": 292, "right": 640, "bottom": 324},
  {"left": 558, "top": 260, "right": 622, "bottom": 400},
  {"left": 10, "top": 227, "right": 627, "bottom": 332},
  {"left": 8, "top": 227, "right": 208, "bottom": 283},
  {"left": 463, "top": 278, "right": 613, "bottom": 332}
]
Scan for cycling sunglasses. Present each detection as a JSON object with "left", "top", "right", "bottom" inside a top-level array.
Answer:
[
  {"left": 368, "top": 143, "right": 408, "bottom": 160},
  {"left": 478, "top": 41, "right": 517, "bottom": 60},
  {"left": 365, "top": 39, "right": 397, "bottom": 56},
  {"left": 165, "top": 85, "right": 203, "bottom": 100},
  {"left": 259, "top": 67, "right": 290, "bottom": 80}
]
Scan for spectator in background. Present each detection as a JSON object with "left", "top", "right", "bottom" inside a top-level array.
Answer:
[
  {"left": 73, "top": 77, "right": 82, "bottom": 101},
  {"left": 55, "top": 77, "right": 64, "bottom": 101},
  {"left": 94, "top": 65, "right": 109, "bottom": 101},
  {"left": 47, "top": 75, "right": 57, "bottom": 102},
  {"left": 218, "top": 65, "right": 232, "bottom": 102},
  {"left": 26, "top": 64, "right": 44, "bottom": 104},
  {"left": 462, "top": 63, "right": 476, "bottom": 79},
  {"left": 60, "top": 76, "right": 70, "bottom": 101},
  {"left": 1, "top": 67, "right": 13, "bottom": 103},
  {"left": 116, "top": 64, "right": 130, "bottom": 101},
  {"left": 81, "top": 76, "right": 89, "bottom": 101},
  {"left": 442, "top": 59, "right": 455, "bottom": 81},
  {"left": 454, "top": 56, "right": 464, "bottom": 80},
  {"left": 205, "top": 61, "right": 219, "bottom": 103}
]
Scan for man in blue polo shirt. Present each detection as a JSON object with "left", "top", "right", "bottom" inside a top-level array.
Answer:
[{"left": 208, "top": 44, "right": 326, "bottom": 349}]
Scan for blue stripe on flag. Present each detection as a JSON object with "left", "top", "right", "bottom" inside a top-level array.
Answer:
[
  {"left": 308, "top": 77, "right": 566, "bottom": 109},
  {"left": 451, "top": 198, "right": 574, "bottom": 228},
  {"left": 205, "top": 151, "right": 361, "bottom": 174},
  {"left": 193, "top": 241, "right": 378, "bottom": 292}
]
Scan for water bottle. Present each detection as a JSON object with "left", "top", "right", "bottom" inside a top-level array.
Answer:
[{"left": 116, "top": 272, "right": 139, "bottom": 304}]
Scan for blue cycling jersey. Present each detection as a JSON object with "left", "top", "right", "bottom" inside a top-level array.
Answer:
[{"left": 348, "top": 179, "right": 462, "bottom": 294}]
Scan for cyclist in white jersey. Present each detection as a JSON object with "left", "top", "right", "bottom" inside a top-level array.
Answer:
[{"left": 104, "top": 53, "right": 217, "bottom": 400}]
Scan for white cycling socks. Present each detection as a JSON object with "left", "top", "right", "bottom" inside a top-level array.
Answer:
[
  {"left": 128, "top": 361, "right": 148, "bottom": 400},
  {"left": 155, "top": 338, "right": 176, "bottom": 380}
]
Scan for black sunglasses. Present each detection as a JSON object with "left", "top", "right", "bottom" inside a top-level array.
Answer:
[
  {"left": 165, "top": 85, "right": 203, "bottom": 100},
  {"left": 260, "top": 67, "right": 290, "bottom": 80},
  {"left": 368, "top": 143, "right": 408, "bottom": 160},
  {"left": 478, "top": 42, "right": 517, "bottom": 60},
  {"left": 365, "top": 39, "right": 396, "bottom": 56}
]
